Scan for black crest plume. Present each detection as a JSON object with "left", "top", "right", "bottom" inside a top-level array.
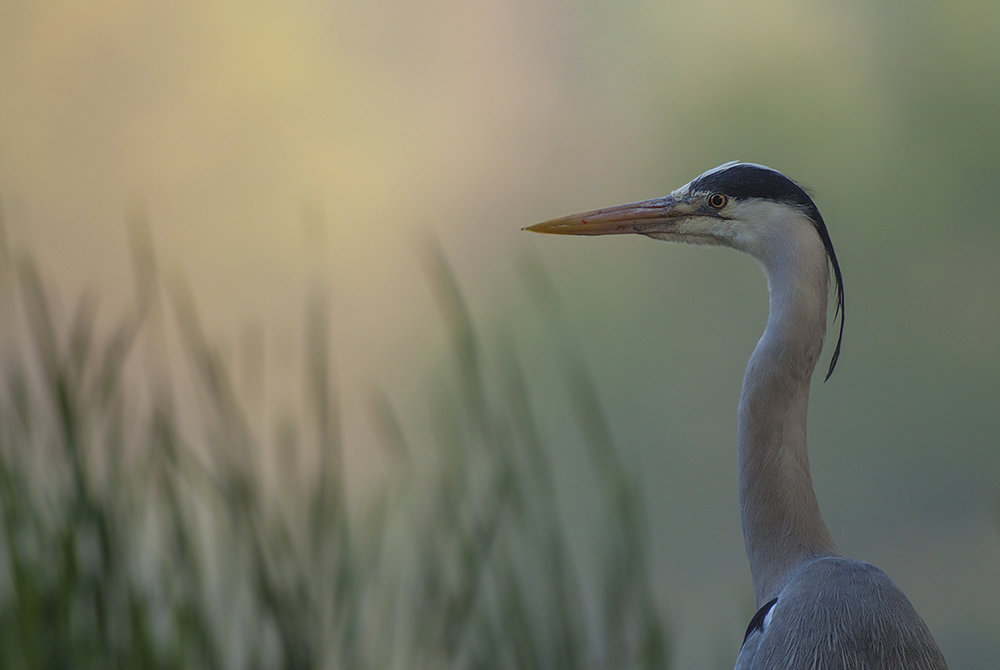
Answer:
[{"left": 692, "top": 163, "right": 845, "bottom": 381}]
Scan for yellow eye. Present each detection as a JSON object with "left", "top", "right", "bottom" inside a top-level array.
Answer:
[{"left": 709, "top": 193, "right": 728, "bottom": 209}]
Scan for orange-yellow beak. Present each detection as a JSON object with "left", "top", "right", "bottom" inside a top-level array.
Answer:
[{"left": 524, "top": 196, "right": 686, "bottom": 236}]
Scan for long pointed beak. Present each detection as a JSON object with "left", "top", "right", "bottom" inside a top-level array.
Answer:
[{"left": 524, "top": 196, "right": 683, "bottom": 236}]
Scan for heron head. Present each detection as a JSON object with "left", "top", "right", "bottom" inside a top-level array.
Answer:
[
  {"left": 528, "top": 163, "right": 816, "bottom": 246},
  {"left": 525, "top": 161, "right": 845, "bottom": 379}
]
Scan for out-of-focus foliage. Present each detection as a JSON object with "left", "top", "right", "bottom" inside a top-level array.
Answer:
[{"left": 0, "top": 226, "right": 668, "bottom": 669}]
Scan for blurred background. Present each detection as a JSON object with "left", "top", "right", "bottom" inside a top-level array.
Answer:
[{"left": 1, "top": 0, "right": 998, "bottom": 667}]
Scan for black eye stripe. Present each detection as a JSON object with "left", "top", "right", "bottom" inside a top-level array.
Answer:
[{"left": 689, "top": 163, "right": 844, "bottom": 380}]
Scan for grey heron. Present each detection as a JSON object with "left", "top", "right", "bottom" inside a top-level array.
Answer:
[{"left": 525, "top": 162, "right": 947, "bottom": 669}]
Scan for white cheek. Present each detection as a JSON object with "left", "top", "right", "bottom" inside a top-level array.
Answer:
[
  {"left": 708, "top": 217, "right": 739, "bottom": 238},
  {"left": 673, "top": 217, "right": 728, "bottom": 239},
  {"left": 680, "top": 214, "right": 746, "bottom": 246}
]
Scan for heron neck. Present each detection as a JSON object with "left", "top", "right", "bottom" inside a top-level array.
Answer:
[{"left": 738, "top": 226, "right": 839, "bottom": 606}]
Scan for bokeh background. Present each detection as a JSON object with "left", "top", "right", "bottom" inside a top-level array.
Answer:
[{"left": 1, "top": 0, "right": 998, "bottom": 667}]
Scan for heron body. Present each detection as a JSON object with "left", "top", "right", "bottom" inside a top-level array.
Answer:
[{"left": 526, "top": 163, "right": 947, "bottom": 669}]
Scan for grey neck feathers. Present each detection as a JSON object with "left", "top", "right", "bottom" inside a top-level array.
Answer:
[{"left": 737, "top": 215, "right": 839, "bottom": 606}]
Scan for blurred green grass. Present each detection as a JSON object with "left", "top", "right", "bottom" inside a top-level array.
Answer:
[{"left": 0, "top": 217, "right": 669, "bottom": 669}]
